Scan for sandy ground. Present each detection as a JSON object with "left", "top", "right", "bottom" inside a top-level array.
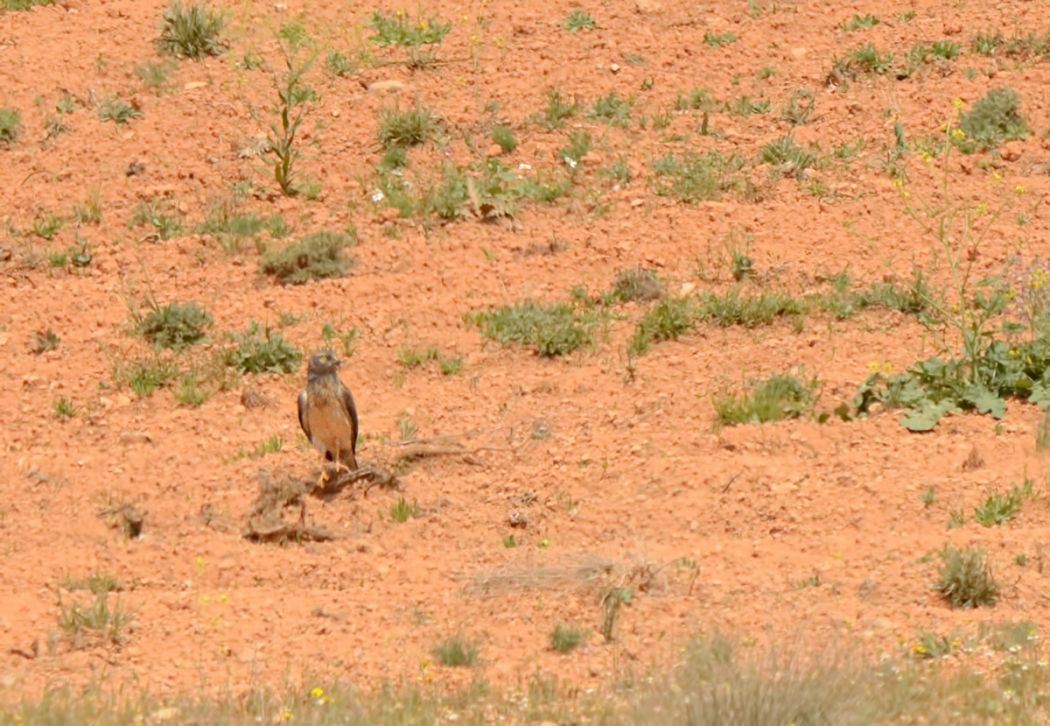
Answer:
[{"left": 1, "top": 0, "right": 1049, "bottom": 698}]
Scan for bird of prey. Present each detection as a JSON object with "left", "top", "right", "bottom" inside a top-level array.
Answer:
[{"left": 297, "top": 350, "right": 359, "bottom": 481}]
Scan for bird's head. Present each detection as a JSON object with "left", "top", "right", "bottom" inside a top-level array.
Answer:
[{"left": 306, "top": 349, "right": 341, "bottom": 380}]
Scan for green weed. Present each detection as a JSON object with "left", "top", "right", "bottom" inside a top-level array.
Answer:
[
  {"left": 537, "top": 88, "right": 579, "bottom": 130},
  {"left": 956, "top": 87, "right": 1028, "bottom": 152},
  {"left": 714, "top": 373, "right": 819, "bottom": 426},
  {"left": 156, "top": 1, "right": 225, "bottom": 59},
  {"left": 223, "top": 322, "right": 301, "bottom": 374},
  {"left": 130, "top": 199, "right": 182, "bottom": 239},
  {"left": 134, "top": 301, "right": 212, "bottom": 350},
  {"left": 937, "top": 546, "right": 999, "bottom": 608},
  {"left": 58, "top": 592, "right": 131, "bottom": 647},
  {"left": 432, "top": 636, "right": 478, "bottom": 667},
  {"left": 651, "top": 152, "right": 746, "bottom": 203},
  {"left": 116, "top": 357, "right": 179, "bottom": 398},
  {"left": 563, "top": 9, "right": 596, "bottom": 32},
  {"left": 259, "top": 230, "right": 355, "bottom": 285},
  {"left": 760, "top": 135, "right": 819, "bottom": 178},
  {"left": 590, "top": 91, "right": 631, "bottom": 126},
  {"left": 134, "top": 60, "right": 176, "bottom": 92},
  {"left": 607, "top": 267, "right": 664, "bottom": 304},
  {"left": 840, "top": 13, "right": 879, "bottom": 31},
  {"left": 53, "top": 396, "right": 75, "bottom": 420},
  {"left": 390, "top": 497, "right": 419, "bottom": 523},
  {"left": 97, "top": 97, "right": 141, "bottom": 124},
  {"left": 0, "top": 107, "right": 20, "bottom": 146},
  {"left": 470, "top": 300, "right": 599, "bottom": 357},
  {"left": 550, "top": 624, "right": 584, "bottom": 654},
  {"left": 974, "top": 479, "right": 1032, "bottom": 526},
  {"left": 491, "top": 124, "right": 517, "bottom": 153},
  {"left": 378, "top": 103, "right": 435, "bottom": 148},
  {"left": 629, "top": 296, "right": 696, "bottom": 355},
  {"left": 703, "top": 31, "right": 737, "bottom": 47}
]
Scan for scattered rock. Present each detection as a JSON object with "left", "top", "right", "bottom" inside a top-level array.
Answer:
[
  {"left": 240, "top": 387, "right": 270, "bottom": 409},
  {"left": 368, "top": 80, "right": 410, "bottom": 94},
  {"left": 507, "top": 509, "right": 528, "bottom": 528},
  {"left": 119, "top": 431, "right": 153, "bottom": 445},
  {"left": 0, "top": 247, "right": 10, "bottom": 262},
  {"left": 961, "top": 445, "right": 984, "bottom": 471},
  {"left": 634, "top": 0, "right": 662, "bottom": 12},
  {"left": 485, "top": 143, "right": 504, "bottom": 158},
  {"left": 1000, "top": 140, "right": 1023, "bottom": 162}
]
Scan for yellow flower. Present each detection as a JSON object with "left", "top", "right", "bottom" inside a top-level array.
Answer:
[
  {"left": 951, "top": 128, "right": 965, "bottom": 140},
  {"left": 1014, "top": 184, "right": 1026, "bottom": 194},
  {"left": 992, "top": 171, "right": 1003, "bottom": 182},
  {"left": 952, "top": 97, "right": 964, "bottom": 109},
  {"left": 279, "top": 708, "right": 293, "bottom": 721},
  {"left": 867, "top": 361, "right": 880, "bottom": 372},
  {"left": 975, "top": 202, "right": 988, "bottom": 214},
  {"left": 882, "top": 361, "right": 893, "bottom": 373},
  {"left": 310, "top": 686, "right": 324, "bottom": 699}
]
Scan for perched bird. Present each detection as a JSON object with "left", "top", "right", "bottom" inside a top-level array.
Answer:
[{"left": 297, "top": 350, "right": 359, "bottom": 479}]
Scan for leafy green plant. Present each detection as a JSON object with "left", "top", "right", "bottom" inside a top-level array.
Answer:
[
  {"left": 974, "top": 479, "right": 1032, "bottom": 526},
  {"left": 0, "top": 107, "right": 21, "bottom": 146},
  {"left": 848, "top": 43, "right": 894, "bottom": 74},
  {"left": 259, "top": 230, "right": 355, "bottom": 285},
  {"left": 558, "top": 129, "right": 592, "bottom": 171},
  {"left": 469, "top": 300, "right": 600, "bottom": 357},
  {"left": 134, "top": 301, "right": 212, "bottom": 350},
  {"left": 98, "top": 97, "right": 141, "bottom": 123},
  {"left": 725, "top": 95, "right": 769, "bottom": 115},
  {"left": 563, "top": 9, "right": 596, "bottom": 32},
  {"left": 267, "top": 39, "right": 316, "bottom": 196},
  {"left": 156, "top": 1, "right": 226, "bottom": 59},
  {"left": 956, "top": 87, "right": 1028, "bottom": 152},
  {"left": 937, "top": 546, "right": 999, "bottom": 608},
  {"left": 324, "top": 50, "right": 357, "bottom": 77},
  {"left": 432, "top": 636, "right": 478, "bottom": 667},
  {"left": 174, "top": 372, "right": 209, "bottom": 407},
  {"left": 224, "top": 322, "right": 301, "bottom": 374},
  {"left": 550, "top": 624, "right": 584, "bottom": 654},
  {"left": 674, "top": 87, "right": 715, "bottom": 111},
  {"left": 369, "top": 10, "right": 450, "bottom": 67},
  {"left": 714, "top": 373, "right": 819, "bottom": 426},
  {"left": 491, "top": 124, "right": 516, "bottom": 153}
]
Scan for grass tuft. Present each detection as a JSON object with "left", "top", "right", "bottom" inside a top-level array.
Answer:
[
  {"left": 156, "top": 1, "right": 226, "bottom": 59},
  {"left": 135, "top": 301, "right": 212, "bottom": 350},
  {"left": 937, "top": 546, "right": 999, "bottom": 608},
  {"left": 714, "top": 373, "right": 819, "bottom": 427},
  {"left": 432, "top": 635, "right": 478, "bottom": 667},
  {"left": 259, "top": 230, "right": 355, "bottom": 285},
  {"left": 470, "top": 301, "right": 599, "bottom": 357}
]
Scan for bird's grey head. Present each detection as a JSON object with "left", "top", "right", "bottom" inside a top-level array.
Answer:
[{"left": 307, "top": 349, "right": 340, "bottom": 381}]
